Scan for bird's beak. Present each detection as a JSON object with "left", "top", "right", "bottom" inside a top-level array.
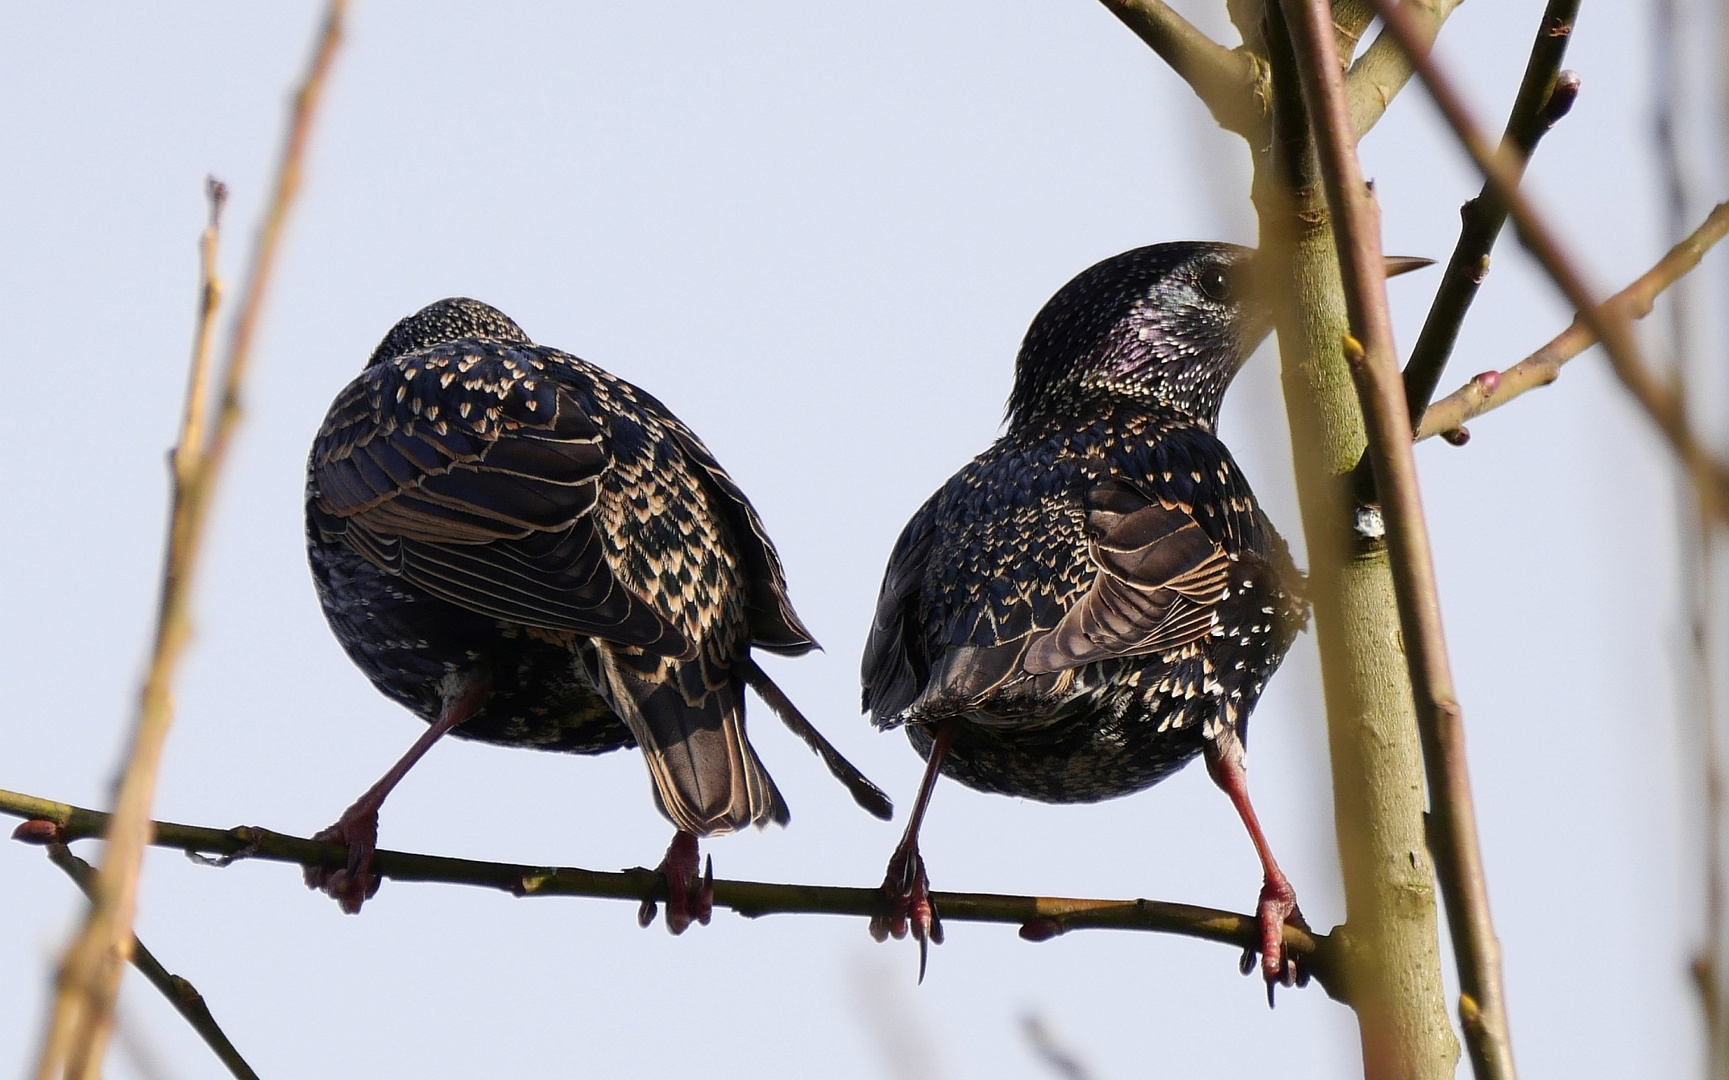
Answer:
[{"left": 1384, "top": 255, "right": 1435, "bottom": 278}]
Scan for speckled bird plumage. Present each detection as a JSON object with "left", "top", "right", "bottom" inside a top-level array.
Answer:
[
  {"left": 308, "top": 298, "right": 815, "bottom": 836},
  {"left": 862, "top": 242, "right": 1306, "bottom": 804}
]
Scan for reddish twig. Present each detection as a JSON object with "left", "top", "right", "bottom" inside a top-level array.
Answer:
[
  {"left": 1367, "top": 0, "right": 1729, "bottom": 521},
  {"left": 1417, "top": 202, "right": 1729, "bottom": 444}
]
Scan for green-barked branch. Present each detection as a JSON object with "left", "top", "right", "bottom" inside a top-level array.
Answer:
[{"left": 0, "top": 786, "right": 1347, "bottom": 1003}]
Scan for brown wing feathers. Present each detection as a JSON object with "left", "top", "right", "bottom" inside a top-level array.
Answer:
[{"left": 1022, "top": 478, "right": 1230, "bottom": 674}]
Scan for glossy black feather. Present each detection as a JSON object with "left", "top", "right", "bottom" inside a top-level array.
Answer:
[
  {"left": 861, "top": 243, "right": 1306, "bottom": 803},
  {"left": 309, "top": 298, "right": 815, "bottom": 834}
]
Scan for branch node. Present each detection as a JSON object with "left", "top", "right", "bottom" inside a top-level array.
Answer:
[
  {"left": 1458, "top": 990, "right": 1485, "bottom": 1031},
  {"left": 13, "top": 819, "right": 61, "bottom": 845},
  {"left": 1341, "top": 332, "right": 1366, "bottom": 365},
  {"left": 1441, "top": 426, "right": 1471, "bottom": 447},
  {"left": 1019, "top": 917, "right": 1067, "bottom": 941},
  {"left": 1539, "top": 71, "right": 1580, "bottom": 128}
]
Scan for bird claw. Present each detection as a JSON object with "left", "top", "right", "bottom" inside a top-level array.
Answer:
[
  {"left": 304, "top": 807, "right": 381, "bottom": 914},
  {"left": 638, "top": 834, "right": 711, "bottom": 935},
  {"left": 870, "top": 845, "right": 942, "bottom": 980},
  {"left": 1247, "top": 874, "right": 1309, "bottom": 1005}
]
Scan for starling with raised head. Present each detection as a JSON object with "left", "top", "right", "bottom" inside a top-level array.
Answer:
[
  {"left": 862, "top": 242, "right": 1309, "bottom": 988},
  {"left": 306, "top": 298, "right": 889, "bottom": 926}
]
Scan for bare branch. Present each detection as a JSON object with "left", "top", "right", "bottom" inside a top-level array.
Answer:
[
  {"left": 1097, "top": 0, "right": 1270, "bottom": 140},
  {"left": 1366, "top": 0, "right": 1729, "bottom": 520},
  {"left": 43, "top": 844, "right": 260, "bottom": 1080},
  {"left": 1417, "top": 201, "right": 1729, "bottom": 443},
  {"left": 1280, "top": 3, "right": 1515, "bottom": 1078},
  {"left": 1345, "top": 0, "right": 1465, "bottom": 138},
  {"left": 0, "top": 787, "right": 1347, "bottom": 1003},
  {"left": 1400, "top": 0, "right": 1582, "bottom": 422},
  {"left": 31, "top": 7, "right": 345, "bottom": 1079}
]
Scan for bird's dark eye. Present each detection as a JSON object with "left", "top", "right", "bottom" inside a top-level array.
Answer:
[{"left": 1198, "top": 266, "right": 1232, "bottom": 302}]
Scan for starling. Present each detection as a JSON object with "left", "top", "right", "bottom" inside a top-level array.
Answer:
[
  {"left": 862, "top": 242, "right": 1309, "bottom": 987},
  {"left": 306, "top": 297, "right": 890, "bottom": 926}
]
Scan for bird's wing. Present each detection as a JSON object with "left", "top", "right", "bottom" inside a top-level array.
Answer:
[
  {"left": 309, "top": 349, "right": 690, "bottom": 657},
  {"left": 860, "top": 505, "right": 939, "bottom": 725},
  {"left": 1022, "top": 477, "right": 1231, "bottom": 674},
  {"left": 663, "top": 422, "right": 818, "bottom": 656}
]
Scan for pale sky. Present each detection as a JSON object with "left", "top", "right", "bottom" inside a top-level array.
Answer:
[{"left": 0, "top": 3, "right": 1712, "bottom": 1078}]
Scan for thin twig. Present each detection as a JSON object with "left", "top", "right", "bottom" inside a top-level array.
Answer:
[
  {"left": 1399, "top": 0, "right": 1581, "bottom": 423},
  {"left": 44, "top": 844, "right": 261, "bottom": 1080},
  {"left": 1343, "top": 0, "right": 1465, "bottom": 138},
  {"left": 30, "top": 7, "right": 345, "bottom": 1080},
  {"left": 1279, "top": 2, "right": 1514, "bottom": 1079},
  {"left": 1095, "top": 0, "right": 1269, "bottom": 140},
  {"left": 1417, "top": 202, "right": 1729, "bottom": 443},
  {"left": 1366, "top": 0, "right": 1729, "bottom": 521},
  {"left": 177, "top": 178, "right": 228, "bottom": 473},
  {"left": 0, "top": 787, "right": 1347, "bottom": 1002}
]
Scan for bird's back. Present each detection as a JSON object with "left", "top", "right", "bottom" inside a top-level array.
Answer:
[{"left": 309, "top": 327, "right": 811, "bottom": 834}]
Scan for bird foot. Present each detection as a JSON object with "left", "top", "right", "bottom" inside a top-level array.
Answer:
[
  {"left": 869, "top": 844, "right": 943, "bottom": 981},
  {"left": 637, "top": 832, "right": 712, "bottom": 935},
  {"left": 304, "top": 805, "right": 381, "bottom": 914},
  {"left": 1248, "top": 873, "right": 1310, "bottom": 1004}
]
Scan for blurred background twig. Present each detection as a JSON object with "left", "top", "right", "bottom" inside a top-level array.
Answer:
[
  {"left": 44, "top": 844, "right": 259, "bottom": 1080},
  {"left": 28, "top": 6, "right": 344, "bottom": 1078}
]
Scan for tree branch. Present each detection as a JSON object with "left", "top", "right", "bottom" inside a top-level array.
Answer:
[
  {"left": 1252, "top": 2, "right": 1457, "bottom": 1072},
  {"left": 31, "top": 7, "right": 345, "bottom": 1080},
  {"left": 1416, "top": 201, "right": 1729, "bottom": 443},
  {"left": 1096, "top": 0, "right": 1270, "bottom": 140},
  {"left": 0, "top": 787, "right": 1346, "bottom": 1003},
  {"left": 1344, "top": 0, "right": 1465, "bottom": 138},
  {"left": 1281, "top": 2, "right": 1515, "bottom": 1079},
  {"left": 1400, "top": 0, "right": 1582, "bottom": 423},
  {"left": 1366, "top": 0, "right": 1729, "bottom": 521},
  {"left": 39, "top": 842, "right": 260, "bottom": 1080}
]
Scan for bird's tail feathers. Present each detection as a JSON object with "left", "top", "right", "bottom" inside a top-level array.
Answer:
[{"left": 599, "top": 652, "right": 788, "bottom": 835}]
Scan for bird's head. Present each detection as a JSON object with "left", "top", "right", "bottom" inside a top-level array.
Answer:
[
  {"left": 1005, "top": 241, "right": 1264, "bottom": 431},
  {"left": 368, "top": 297, "right": 533, "bottom": 367}
]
